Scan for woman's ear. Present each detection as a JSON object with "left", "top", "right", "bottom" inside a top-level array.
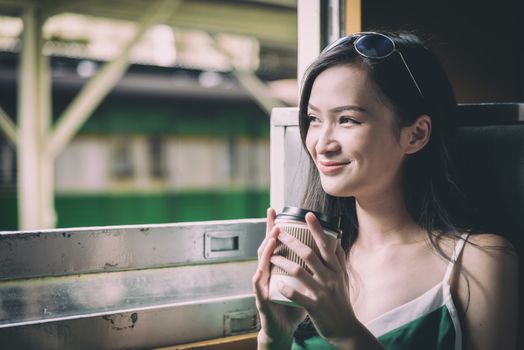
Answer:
[{"left": 401, "top": 115, "right": 432, "bottom": 155}]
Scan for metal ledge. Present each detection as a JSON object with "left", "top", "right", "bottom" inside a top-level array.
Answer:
[
  {"left": 0, "top": 295, "right": 258, "bottom": 349},
  {"left": 0, "top": 219, "right": 265, "bottom": 347},
  {"left": 0, "top": 218, "right": 265, "bottom": 280},
  {"left": 0, "top": 260, "right": 257, "bottom": 329}
]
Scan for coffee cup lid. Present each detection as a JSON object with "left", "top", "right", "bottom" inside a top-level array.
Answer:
[{"left": 276, "top": 206, "right": 341, "bottom": 234}]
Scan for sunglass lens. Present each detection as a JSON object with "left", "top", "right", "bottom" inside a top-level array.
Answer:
[
  {"left": 322, "top": 36, "right": 355, "bottom": 54},
  {"left": 355, "top": 34, "right": 394, "bottom": 59}
]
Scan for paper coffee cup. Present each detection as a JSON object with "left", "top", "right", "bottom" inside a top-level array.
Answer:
[{"left": 269, "top": 206, "right": 341, "bottom": 307}]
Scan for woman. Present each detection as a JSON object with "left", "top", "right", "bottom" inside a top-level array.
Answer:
[{"left": 252, "top": 31, "right": 518, "bottom": 349}]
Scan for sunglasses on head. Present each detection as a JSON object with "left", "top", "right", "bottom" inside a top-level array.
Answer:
[{"left": 322, "top": 32, "right": 424, "bottom": 99}]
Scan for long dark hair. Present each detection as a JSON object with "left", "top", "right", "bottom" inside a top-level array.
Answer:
[{"left": 293, "top": 30, "right": 472, "bottom": 343}]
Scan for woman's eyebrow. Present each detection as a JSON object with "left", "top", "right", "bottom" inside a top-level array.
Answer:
[
  {"left": 307, "top": 104, "right": 320, "bottom": 112},
  {"left": 308, "top": 103, "right": 367, "bottom": 114},
  {"left": 331, "top": 105, "right": 367, "bottom": 113}
]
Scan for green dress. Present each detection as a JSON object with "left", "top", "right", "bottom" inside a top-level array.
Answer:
[{"left": 292, "top": 234, "right": 468, "bottom": 350}]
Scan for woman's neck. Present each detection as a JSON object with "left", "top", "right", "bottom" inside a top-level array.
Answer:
[{"left": 354, "top": 187, "right": 424, "bottom": 249}]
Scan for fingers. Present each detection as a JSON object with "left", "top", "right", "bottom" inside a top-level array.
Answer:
[
  {"left": 270, "top": 255, "right": 318, "bottom": 291},
  {"left": 305, "top": 212, "right": 339, "bottom": 269},
  {"left": 277, "top": 281, "right": 314, "bottom": 310},
  {"left": 255, "top": 212, "right": 281, "bottom": 310},
  {"left": 266, "top": 207, "right": 276, "bottom": 237},
  {"left": 253, "top": 236, "right": 278, "bottom": 306},
  {"left": 252, "top": 268, "right": 266, "bottom": 310},
  {"left": 257, "top": 207, "right": 277, "bottom": 259},
  {"left": 258, "top": 226, "right": 280, "bottom": 259},
  {"left": 277, "top": 230, "right": 326, "bottom": 278},
  {"left": 259, "top": 236, "right": 278, "bottom": 275},
  {"left": 252, "top": 268, "right": 273, "bottom": 315}
]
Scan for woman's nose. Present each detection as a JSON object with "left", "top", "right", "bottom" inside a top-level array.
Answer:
[{"left": 315, "top": 128, "right": 340, "bottom": 154}]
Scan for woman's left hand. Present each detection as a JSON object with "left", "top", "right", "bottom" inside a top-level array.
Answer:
[{"left": 269, "top": 212, "right": 357, "bottom": 344}]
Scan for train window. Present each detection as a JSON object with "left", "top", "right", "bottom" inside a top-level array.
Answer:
[
  {"left": 111, "top": 137, "right": 134, "bottom": 180},
  {"left": 227, "top": 135, "right": 239, "bottom": 181},
  {"left": 148, "top": 136, "right": 167, "bottom": 179},
  {"left": 0, "top": 139, "right": 15, "bottom": 188}
]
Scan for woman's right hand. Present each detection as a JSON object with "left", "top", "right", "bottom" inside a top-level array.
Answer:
[{"left": 252, "top": 208, "right": 306, "bottom": 349}]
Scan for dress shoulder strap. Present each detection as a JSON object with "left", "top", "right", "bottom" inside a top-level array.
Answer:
[{"left": 442, "top": 233, "right": 470, "bottom": 286}]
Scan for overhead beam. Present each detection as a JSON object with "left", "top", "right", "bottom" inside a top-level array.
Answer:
[
  {"left": 39, "top": 0, "right": 297, "bottom": 50},
  {"left": 210, "top": 35, "right": 286, "bottom": 115},
  {"left": 40, "top": 0, "right": 72, "bottom": 19},
  {"left": 48, "top": 0, "right": 182, "bottom": 158},
  {"left": 167, "top": 1, "right": 296, "bottom": 48},
  {"left": 0, "top": 105, "right": 17, "bottom": 146},
  {"left": 231, "top": 70, "right": 287, "bottom": 115},
  {"left": 0, "top": 0, "right": 38, "bottom": 8}
]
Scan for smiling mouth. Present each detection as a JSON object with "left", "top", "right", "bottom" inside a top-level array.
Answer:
[{"left": 317, "top": 161, "right": 351, "bottom": 174}]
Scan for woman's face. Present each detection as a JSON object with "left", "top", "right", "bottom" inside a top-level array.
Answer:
[{"left": 305, "top": 64, "right": 408, "bottom": 198}]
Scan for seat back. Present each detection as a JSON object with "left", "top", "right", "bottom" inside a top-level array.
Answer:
[{"left": 453, "top": 103, "right": 523, "bottom": 348}]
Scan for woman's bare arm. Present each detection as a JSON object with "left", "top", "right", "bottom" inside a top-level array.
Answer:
[{"left": 457, "top": 233, "right": 519, "bottom": 350}]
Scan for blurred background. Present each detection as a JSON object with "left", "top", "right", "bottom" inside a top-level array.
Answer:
[
  {"left": 0, "top": 0, "right": 298, "bottom": 230},
  {"left": 0, "top": 0, "right": 521, "bottom": 231}
]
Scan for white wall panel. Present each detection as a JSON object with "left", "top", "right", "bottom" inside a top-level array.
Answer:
[
  {"left": 55, "top": 137, "right": 109, "bottom": 192},
  {"left": 166, "top": 137, "right": 230, "bottom": 190}
]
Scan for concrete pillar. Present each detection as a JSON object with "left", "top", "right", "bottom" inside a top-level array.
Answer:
[{"left": 17, "top": 6, "right": 54, "bottom": 229}]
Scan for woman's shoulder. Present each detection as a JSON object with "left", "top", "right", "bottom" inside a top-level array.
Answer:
[
  {"left": 433, "top": 231, "right": 515, "bottom": 259},
  {"left": 460, "top": 232, "right": 517, "bottom": 272},
  {"left": 435, "top": 231, "right": 518, "bottom": 289},
  {"left": 465, "top": 232, "right": 515, "bottom": 249},
  {"left": 463, "top": 232, "right": 517, "bottom": 264},
  {"left": 435, "top": 231, "right": 516, "bottom": 255},
  {"left": 455, "top": 231, "right": 519, "bottom": 348},
  {"left": 455, "top": 232, "right": 518, "bottom": 310}
]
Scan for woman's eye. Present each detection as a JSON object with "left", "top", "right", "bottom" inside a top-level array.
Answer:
[
  {"left": 340, "top": 116, "right": 361, "bottom": 125},
  {"left": 307, "top": 115, "right": 321, "bottom": 124}
]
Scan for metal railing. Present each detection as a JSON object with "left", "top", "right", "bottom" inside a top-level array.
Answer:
[{"left": 0, "top": 219, "right": 265, "bottom": 349}]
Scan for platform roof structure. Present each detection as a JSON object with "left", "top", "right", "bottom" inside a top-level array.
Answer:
[
  {"left": 0, "top": 0, "right": 299, "bottom": 230},
  {"left": 0, "top": 0, "right": 296, "bottom": 45}
]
